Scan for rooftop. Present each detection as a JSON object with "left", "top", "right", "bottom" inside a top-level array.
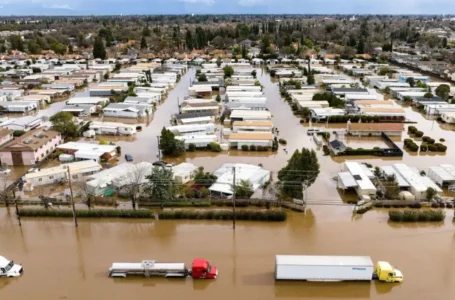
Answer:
[
  {"left": 348, "top": 123, "right": 404, "bottom": 131},
  {"left": 0, "top": 129, "right": 60, "bottom": 151},
  {"left": 229, "top": 132, "right": 274, "bottom": 140},
  {"left": 232, "top": 120, "right": 274, "bottom": 127}
]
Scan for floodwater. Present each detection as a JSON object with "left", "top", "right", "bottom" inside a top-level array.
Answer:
[{"left": 1, "top": 207, "right": 455, "bottom": 299}]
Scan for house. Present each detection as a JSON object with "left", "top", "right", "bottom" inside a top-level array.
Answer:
[
  {"left": 337, "top": 162, "right": 376, "bottom": 199},
  {"left": 427, "top": 165, "right": 455, "bottom": 187},
  {"left": 188, "top": 85, "right": 213, "bottom": 98},
  {"left": 398, "top": 74, "right": 430, "bottom": 83},
  {"left": 56, "top": 142, "right": 118, "bottom": 162},
  {"left": 310, "top": 108, "right": 345, "bottom": 121},
  {"left": 125, "top": 94, "right": 161, "bottom": 104},
  {"left": 85, "top": 162, "right": 153, "bottom": 196},
  {"left": 172, "top": 162, "right": 198, "bottom": 184},
  {"left": 66, "top": 97, "right": 109, "bottom": 106},
  {"left": 0, "top": 128, "right": 13, "bottom": 147},
  {"left": 441, "top": 112, "right": 455, "bottom": 124},
  {"left": 0, "top": 129, "right": 62, "bottom": 166},
  {"left": 89, "top": 121, "right": 137, "bottom": 136},
  {"left": 329, "top": 140, "right": 347, "bottom": 155},
  {"left": 209, "top": 163, "right": 271, "bottom": 197},
  {"left": 180, "top": 101, "right": 220, "bottom": 114},
  {"left": 23, "top": 160, "right": 102, "bottom": 188},
  {"left": 175, "top": 135, "right": 218, "bottom": 149},
  {"left": 232, "top": 121, "right": 273, "bottom": 133},
  {"left": 347, "top": 123, "right": 404, "bottom": 136},
  {"left": 359, "top": 107, "right": 406, "bottom": 119},
  {"left": 167, "top": 123, "right": 215, "bottom": 136},
  {"left": 103, "top": 103, "right": 152, "bottom": 118},
  {"left": 0, "top": 116, "right": 42, "bottom": 132},
  {"left": 173, "top": 112, "right": 216, "bottom": 125},
  {"left": 89, "top": 82, "right": 128, "bottom": 96},
  {"left": 331, "top": 88, "right": 369, "bottom": 97},
  {"left": 20, "top": 94, "right": 52, "bottom": 105},
  {"left": 0, "top": 101, "right": 37, "bottom": 113},
  {"left": 389, "top": 164, "right": 442, "bottom": 200},
  {"left": 62, "top": 104, "right": 97, "bottom": 116},
  {"left": 228, "top": 132, "right": 274, "bottom": 150},
  {"left": 230, "top": 110, "right": 272, "bottom": 121}
]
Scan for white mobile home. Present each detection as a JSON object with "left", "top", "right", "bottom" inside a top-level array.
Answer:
[
  {"left": 230, "top": 110, "right": 272, "bottom": 121},
  {"left": 166, "top": 123, "right": 215, "bottom": 136},
  {"left": 103, "top": 103, "right": 152, "bottom": 118},
  {"left": 89, "top": 121, "right": 137, "bottom": 136},
  {"left": 175, "top": 135, "right": 218, "bottom": 149}
]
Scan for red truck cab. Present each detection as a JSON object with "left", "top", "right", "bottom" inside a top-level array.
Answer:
[{"left": 191, "top": 258, "right": 218, "bottom": 279}]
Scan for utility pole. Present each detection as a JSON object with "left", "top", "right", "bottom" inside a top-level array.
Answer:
[
  {"left": 157, "top": 136, "right": 161, "bottom": 160},
  {"left": 177, "top": 97, "right": 180, "bottom": 114},
  {"left": 232, "top": 166, "right": 236, "bottom": 230},
  {"left": 12, "top": 195, "right": 21, "bottom": 226},
  {"left": 67, "top": 166, "right": 78, "bottom": 227}
]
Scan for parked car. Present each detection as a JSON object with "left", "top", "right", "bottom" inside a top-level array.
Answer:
[
  {"left": 125, "top": 154, "right": 134, "bottom": 162},
  {"left": 0, "top": 168, "right": 11, "bottom": 175}
]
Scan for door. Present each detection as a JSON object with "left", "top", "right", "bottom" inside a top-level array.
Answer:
[{"left": 11, "top": 151, "right": 24, "bottom": 166}]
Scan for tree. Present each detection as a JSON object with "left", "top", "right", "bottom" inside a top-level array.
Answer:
[
  {"left": 384, "top": 175, "right": 400, "bottom": 200},
  {"left": 145, "top": 167, "right": 176, "bottom": 208},
  {"left": 93, "top": 37, "right": 106, "bottom": 60},
  {"left": 251, "top": 70, "right": 257, "bottom": 78},
  {"left": 234, "top": 180, "right": 254, "bottom": 198},
  {"left": 50, "top": 112, "right": 79, "bottom": 138},
  {"left": 27, "top": 41, "right": 41, "bottom": 54},
  {"left": 424, "top": 92, "right": 434, "bottom": 99},
  {"left": 142, "top": 26, "right": 151, "bottom": 37},
  {"left": 215, "top": 95, "right": 221, "bottom": 102},
  {"left": 140, "top": 36, "right": 148, "bottom": 49},
  {"left": 382, "top": 43, "right": 392, "bottom": 52},
  {"left": 426, "top": 187, "right": 437, "bottom": 201},
  {"left": 117, "top": 163, "right": 151, "bottom": 209},
  {"left": 277, "top": 148, "right": 320, "bottom": 199},
  {"left": 198, "top": 73, "right": 208, "bottom": 82},
  {"left": 241, "top": 45, "right": 247, "bottom": 59},
  {"left": 442, "top": 37, "right": 448, "bottom": 48},
  {"left": 185, "top": 30, "right": 193, "bottom": 50},
  {"left": 8, "top": 35, "right": 24, "bottom": 51},
  {"left": 356, "top": 38, "right": 365, "bottom": 54},
  {"left": 306, "top": 59, "right": 315, "bottom": 85},
  {"left": 406, "top": 77, "right": 415, "bottom": 88},
  {"left": 159, "top": 127, "right": 185, "bottom": 156},
  {"left": 435, "top": 84, "right": 450, "bottom": 101},
  {"left": 193, "top": 167, "right": 217, "bottom": 187},
  {"left": 216, "top": 58, "right": 222, "bottom": 67},
  {"left": 50, "top": 42, "right": 66, "bottom": 55},
  {"left": 223, "top": 65, "right": 234, "bottom": 78}
]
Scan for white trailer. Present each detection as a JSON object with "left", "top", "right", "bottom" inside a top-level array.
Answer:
[
  {"left": 109, "top": 260, "right": 188, "bottom": 278},
  {"left": 0, "top": 256, "right": 23, "bottom": 277},
  {"left": 275, "top": 255, "right": 374, "bottom": 281}
]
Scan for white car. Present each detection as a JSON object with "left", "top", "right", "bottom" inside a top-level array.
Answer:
[
  {"left": 0, "top": 168, "right": 11, "bottom": 175},
  {"left": 0, "top": 256, "right": 23, "bottom": 277}
]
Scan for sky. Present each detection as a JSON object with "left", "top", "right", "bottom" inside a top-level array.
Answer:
[{"left": 0, "top": 0, "right": 454, "bottom": 16}]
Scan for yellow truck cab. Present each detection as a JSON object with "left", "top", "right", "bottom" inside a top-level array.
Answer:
[{"left": 375, "top": 261, "right": 403, "bottom": 283}]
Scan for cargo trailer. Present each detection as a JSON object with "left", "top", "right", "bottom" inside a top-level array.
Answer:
[{"left": 275, "top": 255, "right": 402, "bottom": 283}]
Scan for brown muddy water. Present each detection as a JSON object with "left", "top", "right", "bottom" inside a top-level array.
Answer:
[{"left": 1, "top": 207, "right": 455, "bottom": 300}]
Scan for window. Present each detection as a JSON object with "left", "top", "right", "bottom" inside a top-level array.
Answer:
[
  {"left": 38, "top": 178, "right": 42, "bottom": 182},
  {"left": 49, "top": 176, "right": 54, "bottom": 179},
  {"left": 41, "top": 153, "right": 44, "bottom": 158},
  {"left": 72, "top": 175, "right": 78, "bottom": 179}
]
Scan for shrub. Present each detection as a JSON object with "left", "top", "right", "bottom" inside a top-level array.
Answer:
[
  {"left": 428, "top": 144, "right": 438, "bottom": 152},
  {"left": 420, "top": 144, "right": 428, "bottom": 152},
  {"left": 408, "top": 126, "right": 417, "bottom": 133},
  {"left": 241, "top": 145, "right": 249, "bottom": 151},
  {"left": 435, "top": 143, "right": 447, "bottom": 152},
  {"left": 249, "top": 145, "right": 257, "bottom": 151},
  {"left": 188, "top": 143, "right": 196, "bottom": 152},
  {"left": 263, "top": 146, "right": 270, "bottom": 151},
  {"left": 427, "top": 138, "right": 435, "bottom": 144},
  {"left": 414, "top": 131, "right": 424, "bottom": 138},
  {"left": 13, "top": 130, "right": 26, "bottom": 137},
  {"left": 19, "top": 208, "right": 155, "bottom": 218},
  {"left": 157, "top": 209, "right": 287, "bottom": 222},
  {"left": 207, "top": 142, "right": 222, "bottom": 152},
  {"left": 256, "top": 145, "right": 263, "bottom": 151},
  {"left": 388, "top": 209, "right": 445, "bottom": 222},
  {"left": 278, "top": 139, "right": 287, "bottom": 145},
  {"left": 422, "top": 136, "right": 430, "bottom": 142},
  {"left": 408, "top": 143, "right": 419, "bottom": 152},
  {"left": 404, "top": 139, "right": 413, "bottom": 146},
  {"left": 440, "top": 138, "right": 445, "bottom": 142}
]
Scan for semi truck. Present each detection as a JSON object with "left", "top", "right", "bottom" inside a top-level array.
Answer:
[
  {"left": 108, "top": 258, "right": 218, "bottom": 279},
  {"left": 0, "top": 256, "right": 23, "bottom": 277},
  {"left": 275, "top": 255, "right": 403, "bottom": 283}
]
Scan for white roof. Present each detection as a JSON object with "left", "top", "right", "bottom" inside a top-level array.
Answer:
[
  {"left": 428, "top": 166, "right": 455, "bottom": 181},
  {"left": 230, "top": 110, "right": 271, "bottom": 118},
  {"left": 209, "top": 163, "right": 270, "bottom": 195},
  {"left": 381, "top": 166, "right": 410, "bottom": 188},
  {"left": 25, "top": 160, "right": 102, "bottom": 180},
  {"left": 167, "top": 123, "right": 214, "bottom": 134},
  {"left": 57, "top": 142, "right": 117, "bottom": 158},
  {"left": 393, "top": 163, "right": 442, "bottom": 193},
  {"left": 87, "top": 162, "right": 153, "bottom": 189},
  {"left": 172, "top": 163, "right": 198, "bottom": 176},
  {"left": 180, "top": 116, "right": 213, "bottom": 124},
  {"left": 67, "top": 97, "right": 107, "bottom": 105},
  {"left": 0, "top": 256, "right": 11, "bottom": 267},
  {"left": 175, "top": 135, "right": 217, "bottom": 144},
  {"left": 338, "top": 172, "right": 358, "bottom": 188},
  {"left": 275, "top": 255, "right": 373, "bottom": 267}
]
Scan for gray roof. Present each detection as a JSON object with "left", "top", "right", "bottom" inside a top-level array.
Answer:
[
  {"left": 332, "top": 88, "right": 368, "bottom": 93},
  {"left": 174, "top": 112, "right": 215, "bottom": 120},
  {"left": 329, "top": 140, "right": 346, "bottom": 149}
]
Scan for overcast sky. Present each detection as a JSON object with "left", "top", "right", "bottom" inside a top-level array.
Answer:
[{"left": 0, "top": 0, "right": 454, "bottom": 15}]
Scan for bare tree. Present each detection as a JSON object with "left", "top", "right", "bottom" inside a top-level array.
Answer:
[
  {"left": 0, "top": 175, "right": 11, "bottom": 207},
  {"left": 73, "top": 180, "right": 93, "bottom": 208},
  {"left": 114, "top": 163, "right": 151, "bottom": 209}
]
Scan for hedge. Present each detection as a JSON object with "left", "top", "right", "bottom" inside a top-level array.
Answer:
[
  {"left": 389, "top": 209, "right": 445, "bottom": 222},
  {"left": 343, "top": 148, "right": 382, "bottom": 156},
  {"left": 408, "top": 143, "right": 419, "bottom": 152},
  {"left": 422, "top": 136, "right": 430, "bottom": 142},
  {"left": 435, "top": 143, "right": 447, "bottom": 152},
  {"left": 420, "top": 144, "right": 428, "bottom": 152},
  {"left": 408, "top": 126, "right": 417, "bottom": 133},
  {"left": 157, "top": 209, "right": 287, "bottom": 222},
  {"left": 140, "top": 201, "right": 211, "bottom": 207},
  {"left": 18, "top": 208, "right": 155, "bottom": 218}
]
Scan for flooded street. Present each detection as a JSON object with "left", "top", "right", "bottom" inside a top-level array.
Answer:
[{"left": 1, "top": 207, "right": 455, "bottom": 300}]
